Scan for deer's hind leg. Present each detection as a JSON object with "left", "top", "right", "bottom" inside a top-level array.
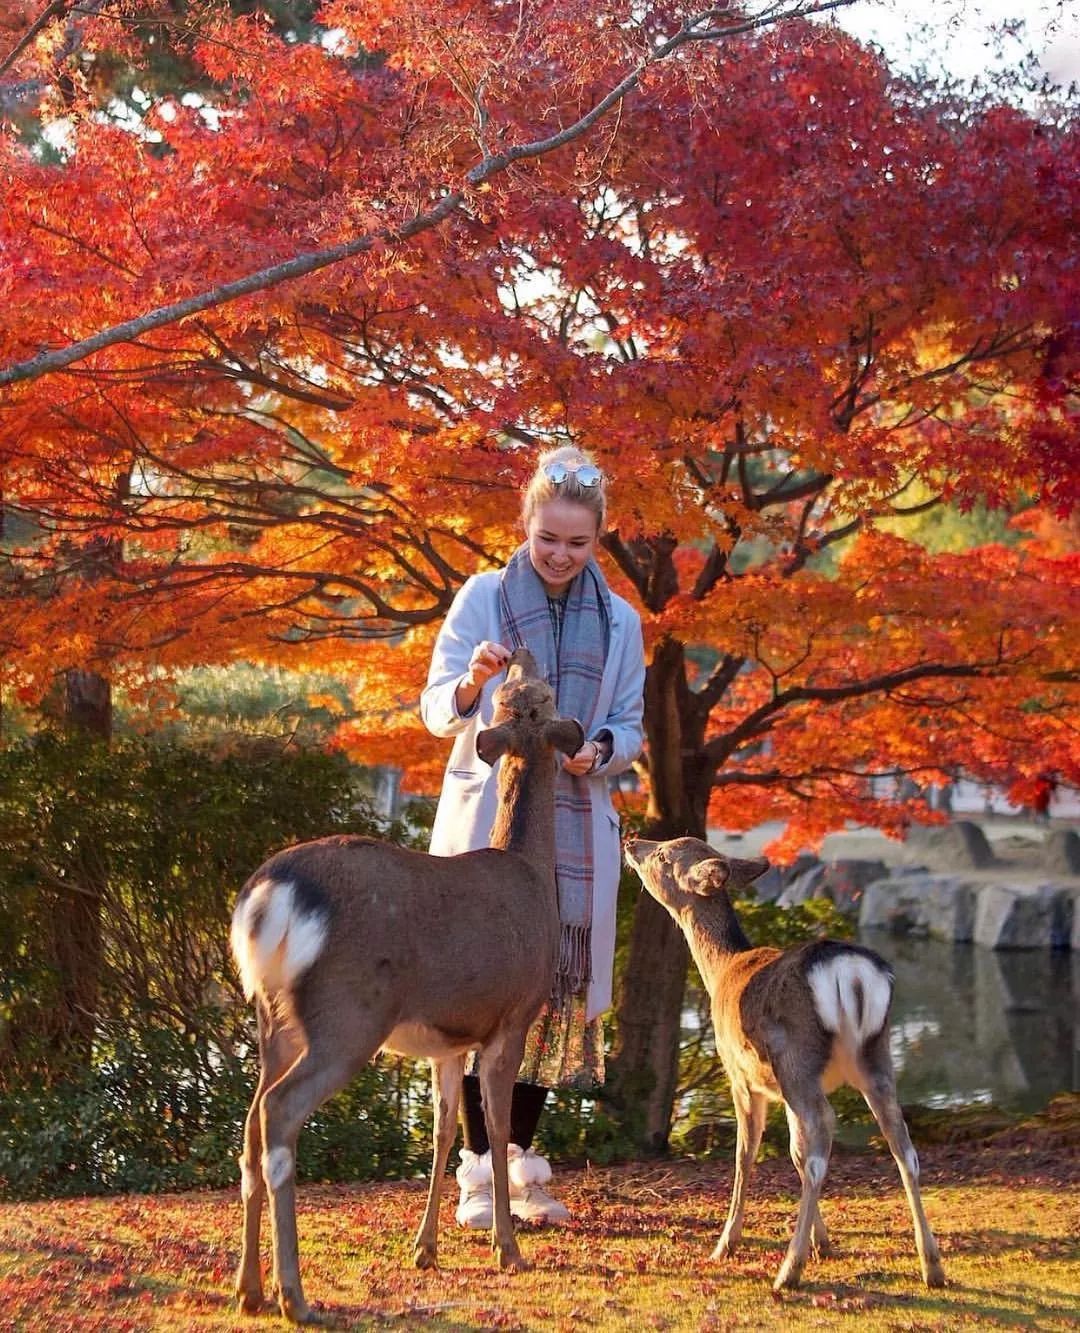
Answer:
[
  {"left": 236, "top": 999, "right": 298, "bottom": 1315},
  {"left": 858, "top": 1032, "right": 945, "bottom": 1288},
  {"left": 260, "top": 1025, "right": 381, "bottom": 1324},
  {"left": 774, "top": 1088, "right": 835, "bottom": 1291}
]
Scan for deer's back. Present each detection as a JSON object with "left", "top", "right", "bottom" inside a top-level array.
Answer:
[{"left": 241, "top": 835, "right": 559, "bottom": 1038}]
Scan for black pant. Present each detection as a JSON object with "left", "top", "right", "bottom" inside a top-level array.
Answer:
[{"left": 460, "top": 1075, "right": 548, "bottom": 1154}]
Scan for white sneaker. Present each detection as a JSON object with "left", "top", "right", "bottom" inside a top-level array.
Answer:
[
  {"left": 507, "top": 1144, "right": 570, "bottom": 1225},
  {"left": 455, "top": 1149, "right": 493, "bottom": 1229}
]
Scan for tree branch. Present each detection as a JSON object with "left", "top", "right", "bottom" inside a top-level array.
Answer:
[
  {"left": 0, "top": 1, "right": 860, "bottom": 388},
  {"left": 703, "top": 657, "right": 1014, "bottom": 768}
]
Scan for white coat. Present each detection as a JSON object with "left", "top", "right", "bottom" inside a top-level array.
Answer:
[{"left": 420, "top": 570, "right": 646, "bottom": 1020}]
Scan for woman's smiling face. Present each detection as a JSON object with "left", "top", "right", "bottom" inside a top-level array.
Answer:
[{"left": 526, "top": 497, "right": 599, "bottom": 596}]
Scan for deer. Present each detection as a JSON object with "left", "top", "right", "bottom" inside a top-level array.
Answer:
[
  {"left": 623, "top": 835, "right": 945, "bottom": 1294},
  {"left": 229, "top": 648, "right": 584, "bottom": 1324}
]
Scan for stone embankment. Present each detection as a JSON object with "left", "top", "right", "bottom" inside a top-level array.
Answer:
[{"left": 720, "top": 821, "right": 1080, "bottom": 950}]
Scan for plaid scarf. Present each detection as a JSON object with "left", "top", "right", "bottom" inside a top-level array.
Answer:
[{"left": 499, "top": 544, "right": 611, "bottom": 1003}]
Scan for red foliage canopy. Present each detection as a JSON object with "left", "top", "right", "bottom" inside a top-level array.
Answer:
[{"left": 1, "top": 2, "right": 1077, "bottom": 853}]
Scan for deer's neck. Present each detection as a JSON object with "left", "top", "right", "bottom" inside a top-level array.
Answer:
[
  {"left": 683, "top": 894, "right": 753, "bottom": 989},
  {"left": 489, "top": 752, "right": 558, "bottom": 889}
]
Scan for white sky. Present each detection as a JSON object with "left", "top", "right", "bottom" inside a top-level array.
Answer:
[{"left": 832, "top": 0, "right": 1080, "bottom": 87}]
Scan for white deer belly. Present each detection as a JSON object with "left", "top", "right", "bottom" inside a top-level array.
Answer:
[{"left": 382, "top": 1022, "right": 475, "bottom": 1060}]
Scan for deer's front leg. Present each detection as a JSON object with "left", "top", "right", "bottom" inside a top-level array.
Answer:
[
  {"left": 414, "top": 1054, "right": 466, "bottom": 1270},
  {"left": 479, "top": 1034, "right": 530, "bottom": 1272},
  {"left": 711, "top": 1085, "right": 766, "bottom": 1261}
]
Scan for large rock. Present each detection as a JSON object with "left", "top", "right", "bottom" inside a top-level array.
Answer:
[
  {"left": 903, "top": 820, "right": 996, "bottom": 870},
  {"left": 973, "top": 882, "right": 1076, "bottom": 950},
  {"left": 777, "top": 859, "right": 888, "bottom": 912},
  {"left": 858, "top": 872, "right": 977, "bottom": 941},
  {"left": 1045, "top": 828, "right": 1080, "bottom": 876},
  {"left": 750, "top": 855, "right": 819, "bottom": 904}
]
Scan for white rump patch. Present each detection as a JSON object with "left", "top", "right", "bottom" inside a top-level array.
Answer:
[
  {"left": 807, "top": 954, "right": 891, "bottom": 1046},
  {"left": 230, "top": 878, "right": 328, "bottom": 1000}
]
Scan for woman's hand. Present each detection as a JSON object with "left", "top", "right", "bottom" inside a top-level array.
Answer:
[
  {"left": 563, "top": 739, "right": 601, "bottom": 777},
  {"left": 464, "top": 640, "right": 512, "bottom": 690},
  {"left": 456, "top": 640, "right": 512, "bottom": 716}
]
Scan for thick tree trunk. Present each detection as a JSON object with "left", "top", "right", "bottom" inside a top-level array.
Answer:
[
  {"left": 607, "top": 892, "right": 689, "bottom": 1153},
  {"left": 608, "top": 635, "right": 710, "bottom": 1152}
]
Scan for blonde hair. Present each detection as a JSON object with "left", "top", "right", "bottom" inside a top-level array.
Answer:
[{"left": 521, "top": 446, "right": 607, "bottom": 532}]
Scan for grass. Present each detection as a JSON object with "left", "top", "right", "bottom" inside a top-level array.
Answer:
[{"left": 0, "top": 1110, "right": 1077, "bottom": 1332}]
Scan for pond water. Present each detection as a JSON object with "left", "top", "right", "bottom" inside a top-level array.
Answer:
[{"left": 863, "top": 932, "right": 1080, "bottom": 1113}]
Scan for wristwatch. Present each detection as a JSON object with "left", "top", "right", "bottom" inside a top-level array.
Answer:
[{"left": 587, "top": 734, "right": 612, "bottom": 773}]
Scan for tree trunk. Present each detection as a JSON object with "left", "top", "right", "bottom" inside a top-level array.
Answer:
[
  {"left": 47, "top": 669, "right": 111, "bottom": 1072},
  {"left": 608, "top": 635, "right": 710, "bottom": 1152},
  {"left": 64, "top": 668, "right": 112, "bottom": 742}
]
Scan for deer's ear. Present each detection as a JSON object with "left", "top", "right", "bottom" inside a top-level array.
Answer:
[
  {"left": 684, "top": 858, "right": 731, "bottom": 897},
  {"left": 476, "top": 723, "right": 514, "bottom": 766},
  {"left": 544, "top": 717, "right": 586, "bottom": 757}
]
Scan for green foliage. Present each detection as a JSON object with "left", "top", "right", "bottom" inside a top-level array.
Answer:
[
  {"left": 0, "top": 732, "right": 378, "bottom": 1062},
  {"left": 297, "top": 1059, "right": 430, "bottom": 1186},
  {"left": 0, "top": 732, "right": 428, "bottom": 1199},
  {"left": 537, "top": 1086, "right": 630, "bottom": 1167},
  {"left": 874, "top": 492, "right": 1022, "bottom": 554},
  {"left": 0, "top": 1016, "right": 425, "bottom": 1200},
  {"left": 0, "top": 1014, "right": 251, "bottom": 1199},
  {"left": 131, "top": 663, "right": 354, "bottom": 747},
  {"left": 732, "top": 891, "right": 856, "bottom": 950}
]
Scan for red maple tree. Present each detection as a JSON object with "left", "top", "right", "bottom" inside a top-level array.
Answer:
[{"left": 1, "top": 2, "right": 1076, "bottom": 1141}]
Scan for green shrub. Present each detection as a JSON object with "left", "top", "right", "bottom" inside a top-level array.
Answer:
[
  {"left": 0, "top": 734, "right": 426, "bottom": 1199},
  {"left": 0, "top": 1013, "right": 427, "bottom": 1199}
]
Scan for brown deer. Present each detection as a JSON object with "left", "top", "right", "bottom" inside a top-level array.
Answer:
[
  {"left": 624, "top": 835, "right": 945, "bottom": 1293},
  {"left": 230, "top": 648, "right": 583, "bottom": 1324}
]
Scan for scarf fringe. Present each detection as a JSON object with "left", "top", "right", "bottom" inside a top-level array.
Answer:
[{"left": 552, "top": 922, "right": 592, "bottom": 1004}]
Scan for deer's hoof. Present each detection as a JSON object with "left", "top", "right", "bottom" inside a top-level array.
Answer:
[
  {"left": 277, "top": 1286, "right": 327, "bottom": 1326},
  {"left": 414, "top": 1243, "right": 438, "bottom": 1271},
  {"left": 924, "top": 1257, "right": 947, "bottom": 1288},
  {"left": 773, "top": 1259, "right": 804, "bottom": 1292},
  {"left": 495, "top": 1245, "right": 530, "bottom": 1272},
  {"left": 235, "top": 1288, "right": 264, "bottom": 1315}
]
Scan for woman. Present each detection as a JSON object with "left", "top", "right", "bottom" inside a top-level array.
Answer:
[{"left": 420, "top": 446, "right": 646, "bottom": 1227}]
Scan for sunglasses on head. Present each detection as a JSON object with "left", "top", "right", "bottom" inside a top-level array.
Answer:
[{"left": 542, "top": 461, "right": 603, "bottom": 488}]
